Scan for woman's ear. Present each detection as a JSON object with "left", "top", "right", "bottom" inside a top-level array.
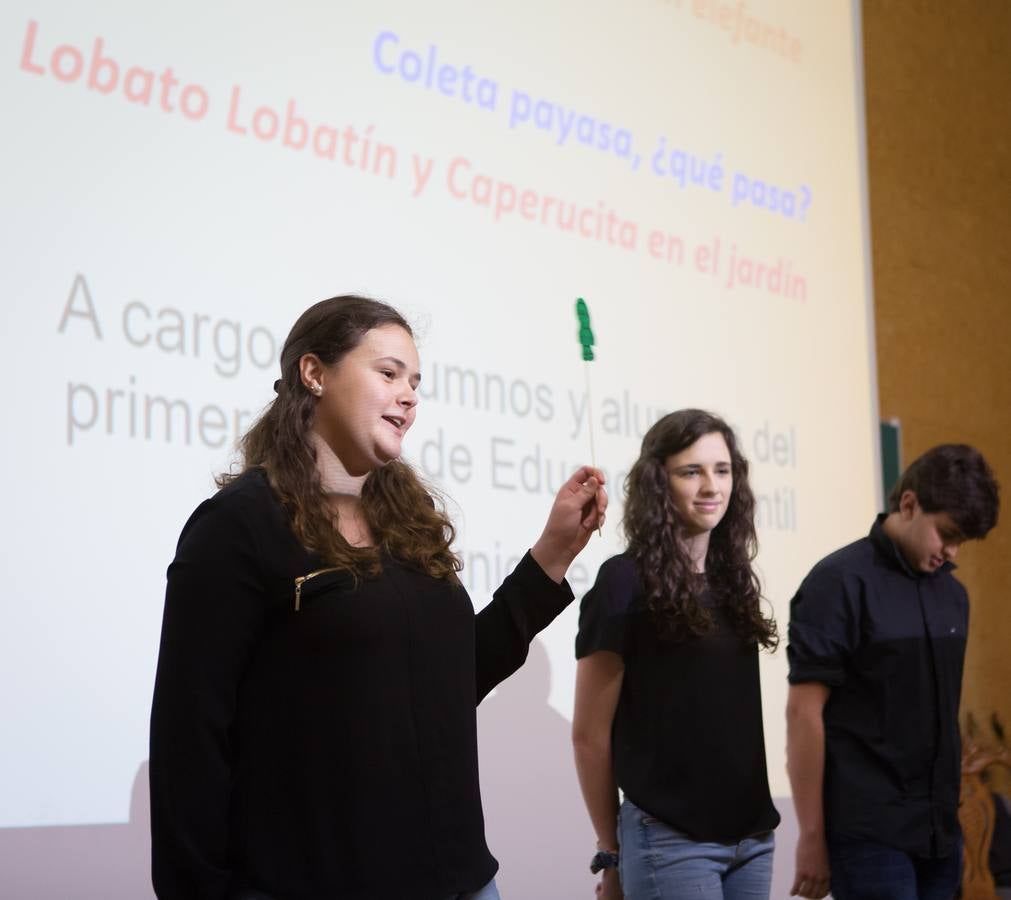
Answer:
[{"left": 299, "top": 353, "right": 326, "bottom": 395}]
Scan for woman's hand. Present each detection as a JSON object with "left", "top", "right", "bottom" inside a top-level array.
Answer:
[
  {"left": 531, "top": 466, "right": 607, "bottom": 583},
  {"left": 596, "top": 868, "right": 623, "bottom": 900},
  {"left": 791, "top": 831, "right": 831, "bottom": 898}
]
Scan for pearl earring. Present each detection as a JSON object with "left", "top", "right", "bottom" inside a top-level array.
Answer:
[{"left": 312, "top": 383, "right": 322, "bottom": 396}]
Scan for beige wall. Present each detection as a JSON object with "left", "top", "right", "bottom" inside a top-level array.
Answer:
[{"left": 863, "top": 0, "right": 1011, "bottom": 753}]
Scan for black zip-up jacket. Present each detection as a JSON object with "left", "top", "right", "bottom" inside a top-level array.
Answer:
[{"left": 150, "top": 468, "right": 573, "bottom": 899}]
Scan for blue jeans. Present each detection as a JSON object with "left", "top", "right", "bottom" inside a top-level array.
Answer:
[
  {"left": 617, "top": 799, "right": 774, "bottom": 899},
  {"left": 446, "top": 878, "right": 501, "bottom": 900},
  {"left": 828, "top": 835, "right": 962, "bottom": 900}
]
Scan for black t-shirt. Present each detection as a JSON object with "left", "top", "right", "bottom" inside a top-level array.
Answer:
[{"left": 575, "top": 553, "right": 780, "bottom": 842}]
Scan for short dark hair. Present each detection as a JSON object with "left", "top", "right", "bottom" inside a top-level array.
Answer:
[{"left": 888, "top": 444, "right": 1000, "bottom": 539}]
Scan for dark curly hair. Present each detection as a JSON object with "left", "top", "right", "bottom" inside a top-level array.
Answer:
[
  {"left": 219, "top": 295, "right": 460, "bottom": 582},
  {"left": 622, "top": 409, "right": 777, "bottom": 648}
]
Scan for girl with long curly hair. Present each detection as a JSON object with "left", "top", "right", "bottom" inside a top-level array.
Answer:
[
  {"left": 149, "top": 296, "right": 606, "bottom": 900},
  {"left": 572, "top": 408, "right": 779, "bottom": 900}
]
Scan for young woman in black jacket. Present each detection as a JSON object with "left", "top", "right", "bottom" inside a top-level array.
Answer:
[{"left": 150, "top": 295, "right": 606, "bottom": 900}]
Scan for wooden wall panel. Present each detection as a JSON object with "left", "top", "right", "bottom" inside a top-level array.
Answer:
[{"left": 862, "top": 0, "right": 1011, "bottom": 750}]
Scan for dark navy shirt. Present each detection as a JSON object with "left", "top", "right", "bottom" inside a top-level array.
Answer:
[{"left": 788, "top": 515, "right": 968, "bottom": 858}]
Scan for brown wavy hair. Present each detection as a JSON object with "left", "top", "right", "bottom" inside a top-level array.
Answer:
[
  {"left": 622, "top": 409, "right": 777, "bottom": 648},
  {"left": 219, "top": 295, "right": 461, "bottom": 581}
]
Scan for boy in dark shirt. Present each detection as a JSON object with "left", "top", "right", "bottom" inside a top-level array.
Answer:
[{"left": 786, "top": 444, "right": 1000, "bottom": 900}]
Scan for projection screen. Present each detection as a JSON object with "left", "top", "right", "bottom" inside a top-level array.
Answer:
[{"left": 0, "top": 1, "right": 878, "bottom": 896}]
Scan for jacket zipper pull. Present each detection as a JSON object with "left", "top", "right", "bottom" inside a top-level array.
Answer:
[{"left": 293, "top": 567, "right": 342, "bottom": 612}]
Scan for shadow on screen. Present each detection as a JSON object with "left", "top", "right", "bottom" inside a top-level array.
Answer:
[
  {"left": 477, "top": 637, "right": 802, "bottom": 899},
  {"left": 0, "top": 656, "right": 801, "bottom": 899},
  {"left": 0, "top": 762, "right": 154, "bottom": 900},
  {"left": 477, "top": 636, "right": 598, "bottom": 898}
]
